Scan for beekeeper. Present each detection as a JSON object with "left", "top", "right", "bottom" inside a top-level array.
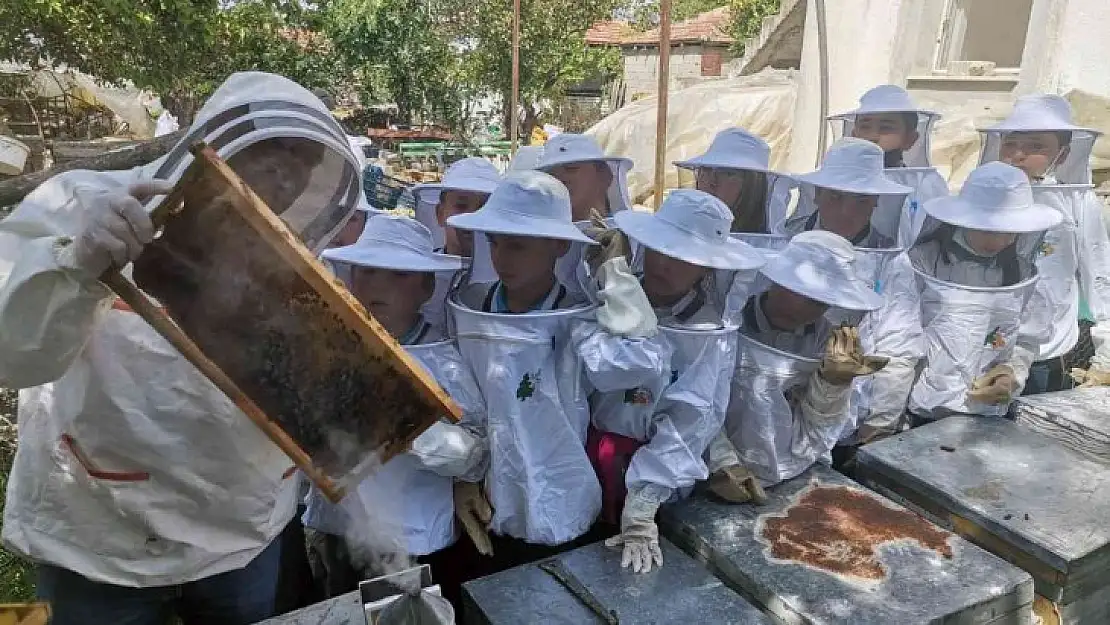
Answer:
[
  {"left": 305, "top": 215, "right": 486, "bottom": 603},
  {"left": 720, "top": 231, "right": 888, "bottom": 486},
  {"left": 579, "top": 190, "right": 764, "bottom": 573},
  {"left": 977, "top": 95, "right": 1110, "bottom": 392},
  {"left": 0, "top": 72, "right": 364, "bottom": 624},
  {"left": 508, "top": 145, "right": 543, "bottom": 171},
  {"left": 674, "top": 127, "right": 794, "bottom": 233},
  {"left": 830, "top": 85, "right": 951, "bottom": 245},
  {"left": 535, "top": 133, "right": 634, "bottom": 222},
  {"left": 446, "top": 171, "right": 604, "bottom": 572},
  {"left": 410, "top": 157, "right": 501, "bottom": 330},
  {"left": 781, "top": 138, "right": 925, "bottom": 455},
  {"left": 907, "top": 162, "right": 1062, "bottom": 422}
]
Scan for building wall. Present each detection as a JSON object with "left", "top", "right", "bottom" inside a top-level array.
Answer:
[{"left": 622, "top": 44, "right": 739, "bottom": 100}]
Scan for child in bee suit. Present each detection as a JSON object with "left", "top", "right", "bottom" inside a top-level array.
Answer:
[
  {"left": 829, "top": 85, "right": 951, "bottom": 246},
  {"left": 674, "top": 127, "right": 795, "bottom": 235},
  {"left": 976, "top": 95, "right": 1110, "bottom": 392},
  {"left": 776, "top": 138, "right": 925, "bottom": 462},
  {"left": 578, "top": 189, "right": 766, "bottom": 573},
  {"left": 305, "top": 215, "right": 487, "bottom": 603},
  {"left": 410, "top": 157, "right": 502, "bottom": 330},
  {"left": 0, "top": 72, "right": 365, "bottom": 625},
  {"left": 535, "top": 133, "right": 634, "bottom": 222},
  {"left": 907, "top": 162, "right": 1062, "bottom": 423},
  {"left": 714, "top": 231, "right": 888, "bottom": 487},
  {"left": 445, "top": 171, "right": 607, "bottom": 572}
]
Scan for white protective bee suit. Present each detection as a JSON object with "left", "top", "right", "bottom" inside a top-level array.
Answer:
[
  {"left": 725, "top": 231, "right": 885, "bottom": 485},
  {"left": 829, "top": 85, "right": 951, "bottom": 246},
  {"left": 977, "top": 95, "right": 1110, "bottom": 380},
  {"left": 908, "top": 162, "right": 1062, "bottom": 420},
  {"left": 0, "top": 72, "right": 364, "bottom": 587},
  {"left": 304, "top": 216, "right": 487, "bottom": 556},
  {"left": 778, "top": 138, "right": 925, "bottom": 443},
  {"left": 446, "top": 171, "right": 603, "bottom": 546},
  {"left": 674, "top": 127, "right": 796, "bottom": 233}
]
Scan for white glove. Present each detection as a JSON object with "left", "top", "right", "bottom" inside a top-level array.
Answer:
[
  {"left": 596, "top": 257, "right": 657, "bottom": 338},
  {"left": 61, "top": 181, "right": 171, "bottom": 278},
  {"left": 605, "top": 482, "right": 670, "bottom": 574}
]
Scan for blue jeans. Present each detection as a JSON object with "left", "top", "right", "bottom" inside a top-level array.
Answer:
[{"left": 37, "top": 536, "right": 282, "bottom": 625}]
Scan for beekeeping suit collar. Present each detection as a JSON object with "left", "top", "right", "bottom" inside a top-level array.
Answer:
[
  {"left": 147, "top": 71, "right": 363, "bottom": 254},
  {"left": 978, "top": 95, "right": 1101, "bottom": 186},
  {"left": 830, "top": 85, "right": 941, "bottom": 169},
  {"left": 412, "top": 158, "right": 502, "bottom": 249},
  {"left": 321, "top": 214, "right": 463, "bottom": 274},
  {"left": 759, "top": 230, "right": 883, "bottom": 312},
  {"left": 535, "top": 133, "right": 634, "bottom": 213}
]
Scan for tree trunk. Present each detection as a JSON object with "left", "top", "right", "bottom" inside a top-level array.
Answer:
[
  {"left": 0, "top": 130, "right": 186, "bottom": 208},
  {"left": 521, "top": 103, "right": 539, "bottom": 146}
]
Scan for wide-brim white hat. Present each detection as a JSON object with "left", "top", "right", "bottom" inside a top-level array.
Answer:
[
  {"left": 759, "top": 230, "right": 883, "bottom": 311},
  {"left": 614, "top": 189, "right": 764, "bottom": 271},
  {"left": 792, "top": 138, "right": 912, "bottom": 196},
  {"left": 829, "top": 85, "right": 941, "bottom": 169},
  {"left": 536, "top": 133, "right": 633, "bottom": 171},
  {"left": 446, "top": 170, "right": 598, "bottom": 245},
  {"left": 674, "top": 127, "right": 776, "bottom": 173},
  {"left": 922, "top": 161, "right": 1062, "bottom": 233},
  {"left": 321, "top": 214, "right": 463, "bottom": 272}
]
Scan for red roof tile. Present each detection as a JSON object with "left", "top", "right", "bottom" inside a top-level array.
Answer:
[
  {"left": 586, "top": 20, "right": 636, "bottom": 46},
  {"left": 621, "top": 7, "right": 733, "bottom": 46}
]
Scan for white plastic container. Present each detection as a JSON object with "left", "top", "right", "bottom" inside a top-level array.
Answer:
[{"left": 0, "top": 135, "right": 30, "bottom": 176}]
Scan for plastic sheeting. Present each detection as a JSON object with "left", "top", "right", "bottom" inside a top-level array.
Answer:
[{"left": 588, "top": 69, "right": 799, "bottom": 206}]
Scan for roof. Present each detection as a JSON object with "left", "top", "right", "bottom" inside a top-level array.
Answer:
[
  {"left": 365, "top": 127, "right": 455, "bottom": 142},
  {"left": 621, "top": 7, "right": 733, "bottom": 46},
  {"left": 586, "top": 20, "right": 636, "bottom": 46}
]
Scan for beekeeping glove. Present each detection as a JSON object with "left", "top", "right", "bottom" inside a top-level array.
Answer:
[
  {"left": 604, "top": 483, "right": 670, "bottom": 574},
  {"left": 968, "top": 364, "right": 1018, "bottom": 405},
  {"left": 453, "top": 480, "right": 493, "bottom": 556},
  {"left": 819, "top": 326, "right": 889, "bottom": 386},
  {"left": 59, "top": 180, "right": 172, "bottom": 278}
]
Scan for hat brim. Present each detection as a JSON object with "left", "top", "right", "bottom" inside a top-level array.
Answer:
[
  {"left": 793, "top": 170, "right": 912, "bottom": 196},
  {"left": 614, "top": 211, "right": 765, "bottom": 271},
  {"left": 830, "top": 107, "right": 940, "bottom": 120},
  {"left": 922, "top": 195, "right": 1063, "bottom": 233},
  {"left": 411, "top": 181, "right": 499, "bottom": 205},
  {"left": 673, "top": 154, "right": 774, "bottom": 173},
  {"left": 979, "top": 120, "right": 1102, "bottom": 136},
  {"left": 759, "top": 256, "right": 883, "bottom": 312},
  {"left": 537, "top": 154, "right": 634, "bottom": 172},
  {"left": 321, "top": 245, "right": 463, "bottom": 273},
  {"left": 447, "top": 209, "right": 598, "bottom": 245}
]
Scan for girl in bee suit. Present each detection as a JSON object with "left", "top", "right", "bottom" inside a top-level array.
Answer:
[
  {"left": 674, "top": 127, "right": 795, "bottom": 235},
  {"left": 576, "top": 189, "right": 766, "bottom": 574},
  {"left": 410, "top": 158, "right": 502, "bottom": 331},
  {"left": 445, "top": 171, "right": 611, "bottom": 574},
  {"left": 907, "top": 162, "right": 1063, "bottom": 423},
  {"left": 829, "top": 84, "right": 951, "bottom": 246},
  {"left": 303, "top": 215, "right": 487, "bottom": 606},
  {"left": 773, "top": 137, "right": 925, "bottom": 468},
  {"left": 0, "top": 72, "right": 364, "bottom": 624},
  {"left": 717, "top": 230, "right": 889, "bottom": 487},
  {"left": 976, "top": 95, "right": 1110, "bottom": 392}
]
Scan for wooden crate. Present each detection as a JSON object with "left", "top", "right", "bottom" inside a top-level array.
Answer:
[
  {"left": 857, "top": 417, "right": 1110, "bottom": 624},
  {"left": 126, "top": 144, "right": 460, "bottom": 501},
  {"left": 660, "top": 463, "right": 1033, "bottom": 624}
]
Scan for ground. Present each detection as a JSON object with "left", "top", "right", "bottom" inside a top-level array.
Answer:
[{"left": 0, "top": 387, "right": 35, "bottom": 601}]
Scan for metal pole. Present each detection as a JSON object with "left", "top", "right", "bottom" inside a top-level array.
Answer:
[
  {"left": 510, "top": 0, "right": 521, "bottom": 154},
  {"left": 653, "top": 0, "right": 672, "bottom": 208}
]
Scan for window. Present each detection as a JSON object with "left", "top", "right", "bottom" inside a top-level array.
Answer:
[
  {"left": 701, "top": 50, "right": 723, "bottom": 77},
  {"left": 934, "top": 0, "right": 1033, "bottom": 71}
]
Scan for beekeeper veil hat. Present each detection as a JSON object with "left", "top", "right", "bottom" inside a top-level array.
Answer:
[
  {"left": 535, "top": 133, "right": 634, "bottom": 214},
  {"left": 148, "top": 71, "right": 363, "bottom": 254},
  {"left": 830, "top": 84, "right": 941, "bottom": 169},
  {"left": 978, "top": 94, "right": 1102, "bottom": 185},
  {"left": 411, "top": 158, "right": 502, "bottom": 249}
]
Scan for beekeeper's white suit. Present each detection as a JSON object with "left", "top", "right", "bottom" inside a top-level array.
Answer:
[
  {"left": 778, "top": 138, "right": 925, "bottom": 442},
  {"left": 726, "top": 231, "right": 885, "bottom": 484},
  {"left": 304, "top": 216, "right": 487, "bottom": 557},
  {"left": 446, "top": 171, "right": 603, "bottom": 546},
  {"left": 0, "top": 72, "right": 364, "bottom": 587},
  {"left": 977, "top": 95, "right": 1110, "bottom": 381},
  {"left": 830, "top": 85, "right": 951, "bottom": 246},
  {"left": 908, "top": 163, "right": 1062, "bottom": 420}
]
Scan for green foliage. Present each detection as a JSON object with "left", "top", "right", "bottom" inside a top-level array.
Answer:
[
  {"left": 727, "top": 0, "right": 781, "bottom": 54},
  {"left": 627, "top": 0, "right": 727, "bottom": 29},
  {"left": 0, "top": 389, "right": 33, "bottom": 602}
]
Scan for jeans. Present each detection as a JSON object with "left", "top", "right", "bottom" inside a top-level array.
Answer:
[{"left": 37, "top": 535, "right": 282, "bottom": 625}]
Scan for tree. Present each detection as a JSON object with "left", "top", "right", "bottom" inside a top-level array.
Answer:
[
  {"left": 624, "top": 0, "right": 728, "bottom": 29},
  {"left": 727, "top": 0, "right": 781, "bottom": 55},
  {"left": 460, "top": 0, "right": 622, "bottom": 140}
]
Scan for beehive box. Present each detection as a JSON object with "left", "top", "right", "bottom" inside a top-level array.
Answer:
[
  {"left": 461, "top": 540, "right": 772, "bottom": 625},
  {"left": 128, "top": 144, "right": 460, "bottom": 500},
  {"left": 857, "top": 417, "right": 1110, "bottom": 624},
  {"left": 659, "top": 463, "right": 1034, "bottom": 624},
  {"left": 1013, "top": 387, "right": 1110, "bottom": 464}
]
